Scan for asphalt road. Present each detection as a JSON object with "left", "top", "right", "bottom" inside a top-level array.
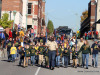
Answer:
[{"left": 0, "top": 40, "right": 100, "bottom": 75}]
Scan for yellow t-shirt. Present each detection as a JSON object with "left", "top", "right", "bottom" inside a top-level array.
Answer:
[
  {"left": 64, "top": 43, "right": 67, "bottom": 48},
  {"left": 35, "top": 46, "right": 39, "bottom": 50},
  {"left": 35, "top": 46, "right": 39, "bottom": 55},
  {"left": 20, "top": 31, "right": 24, "bottom": 37},
  {"left": 10, "top": 47, "right": 17, "bottom": 54}
]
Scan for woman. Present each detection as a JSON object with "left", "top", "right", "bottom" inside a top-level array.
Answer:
[{"left": 78, "top": 40, "right": 91, "bottom": 69}]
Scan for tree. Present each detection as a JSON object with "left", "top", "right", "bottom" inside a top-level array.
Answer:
[
  {"left": 0, "top": 13, "right": 13, "bottom": 29},
  {"left": 80, "top": 10, "right": 88, "bottom": 23},
  {"left": 47, "top": 20, "right": 54, "bottom": 36}
]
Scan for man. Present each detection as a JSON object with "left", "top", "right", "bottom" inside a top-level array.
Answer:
[
  {"left": 91, "top": 39, "right": 99, "bottom": 68},
  {"left": 46, "top": 36, "right": 58, "bottom": 70},
  {"left": 34, "top": 34, "right": 40, "bottom": 45},
  {"left": 77, "top": 37, "right": 84, "bottom": 67}
]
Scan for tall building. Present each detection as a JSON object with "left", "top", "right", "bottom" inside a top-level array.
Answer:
[
  {"left": 96, "top": 0, "right": 100, "bottom": 37},
  {"left": 80, "top": 0, "right": 96, "bottom": 37},
  {"left": 1, "top": 0, "right": 23, "bottom": 26},
  {"left": 27, "top": 0, "right": 46, "bottom": 36},
  {"left": 0, "top": 0, "right": 2, "bottom": 18}
]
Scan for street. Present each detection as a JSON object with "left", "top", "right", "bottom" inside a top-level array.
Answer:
[{"left": 0, "top": 40, "right": 100, "bottom": 75}]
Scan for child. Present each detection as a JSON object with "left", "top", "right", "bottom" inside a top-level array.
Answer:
[
  {"left": 44, "top": 47, "right": 49, "bottom": 68},
  {"left": 35, "top": 43, "right": 39, "bottom": 65},
  {"left": 38, "top": 43, "right": 45, "bottom": 66},
  {"left": 61, "top": 45, "right": 65, "bottom": 67},
  {"left": 72, "top": 45, "right": 78, "bottom": 68},
  {"left": 63, "top": 46, "right": 70, "bottom": 68},
  {"left": 24, "top": 45, "right": 30, "bottom": 67},
  {"left": 29, "top": 42, "right": 33, "bottom": 49},
  {"left": 10, "top": 44, "right": 17, "bottom": 62},
  {"left": 56, "top": 44, "right": 62, "bottom": 68},
  {"left": 30, "top": 46, "right": 36, "bottom": 66},
  {"left": 19, "top": 47, "right": 25, "bottom": 66}
]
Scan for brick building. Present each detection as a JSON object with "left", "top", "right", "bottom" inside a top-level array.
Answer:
[
  {"left": 27, "top": 0, "right": 46, "bottom": 36},
  {"left": 96, "top": 0, "right": 100, "bottom": 38},
  {"left": 80, "top": 0, "right": 96, "bottom": 37},
  {"left": 0, "top": 0, "right": 2, "bottom": 18},
  {"left": 1, "top": 0, "right": 23, "bottom": 26},
  {"left": 0, "top": 0, "right": 46, "bottom": 36}
]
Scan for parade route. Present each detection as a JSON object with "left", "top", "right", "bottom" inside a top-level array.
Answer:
[
  {"left": 0, "top": 57, "right": 100, "bottom": 75},
  {"left": 0, "top": 40, "right": 100, "bottom": 75}
]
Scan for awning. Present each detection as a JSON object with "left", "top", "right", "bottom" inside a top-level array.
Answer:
[{"left": 96, "top": 19, "right": 100, "bottom": 24}]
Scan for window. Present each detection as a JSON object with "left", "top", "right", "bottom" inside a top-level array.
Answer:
[{"left": 28, "top": 3, "right": 32, "bottom": 14}]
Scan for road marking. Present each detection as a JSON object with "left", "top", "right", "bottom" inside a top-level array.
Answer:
[{"left": 35, "top": 67, "right": 41, "bottom": 75}]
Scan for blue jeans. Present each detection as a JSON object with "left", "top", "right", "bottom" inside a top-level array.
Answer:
[
  {"left": 56, "top": 55, "right": 60, "bottom": 66},
  {"left": 62, "top": 56, "right": 64, "bottom": 66},
  {"left": 82, "top": 54, "right": 89, "bottom": 68},
  {"left": 92, "top": 54, "right": 98, "bottom": 67},
  {"left": 64, "top": 56, "right": 68, "bottom": 67},
  {"left": 11, "top": 54, "right": 15, "bottom": 62},
  {"left": 31, "top": 33, "right": 34, "bottom": 37},
  {"left": 48, "top": 51, "right": 56, "bottom": 68},
  {"left": 31, "top": 56, "right": 35, "bottom": 65}
]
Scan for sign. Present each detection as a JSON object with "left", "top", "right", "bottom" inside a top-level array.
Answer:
[{"left": 34, "top": 25, "right": 37, "bottom": 29}]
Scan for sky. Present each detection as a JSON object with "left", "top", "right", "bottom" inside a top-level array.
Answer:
[{"left": 45, "top": 0, "right": 90, "bottom": 32}]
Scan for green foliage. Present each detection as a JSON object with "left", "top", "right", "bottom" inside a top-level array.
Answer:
[
  {"left": 47, "top": 20, "right": 54, "bottom": 35},
  {"left": 0, "top": 13, "right": 13, "bottom": 28},
  {"left": 80, "top": 10, "right": 88, "bottom": 23}
]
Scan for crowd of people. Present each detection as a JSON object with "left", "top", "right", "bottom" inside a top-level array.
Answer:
[{"left": 0, "top": 28, "right": 100, "bottom": 70}]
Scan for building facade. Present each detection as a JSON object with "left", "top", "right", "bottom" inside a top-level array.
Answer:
[
  {"left": 1, "top": 0, "right": 23, "bottom": 26},
  {"left": 80, "top": 0, "right": 96, "bottom": 37},
  {"left": 0, "top": 0, "right": 46, "bottom": 36},
  {"left": 96, "top": 0, "right": 100, "bottom": 38},
  {"left": 26, "top": 0, "right": 45, "bottom": 36},
  {"left": 0, "top": 0, "right": 2, "bottom": 18}
]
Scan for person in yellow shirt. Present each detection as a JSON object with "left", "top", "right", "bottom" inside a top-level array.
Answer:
[
  {"left": 19, "top": 29, "right": 24, "bottom": 43},
  {"left": 10, "top": 44, "right": 17, "bottom": 62},
  {"left": 35, "top": 43, "right": 39, "bottom": 65}
]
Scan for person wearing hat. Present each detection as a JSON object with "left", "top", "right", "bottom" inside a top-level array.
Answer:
[{"left": 91, "top": 39, "right": 99, "bottom": 68}]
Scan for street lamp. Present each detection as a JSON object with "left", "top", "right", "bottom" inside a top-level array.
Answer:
[
  {"left": 26, "top": 14, "right": 28, "bottom": 31},
  {"left": 13, "top": 10, "right": 17, "bottom": 30}
]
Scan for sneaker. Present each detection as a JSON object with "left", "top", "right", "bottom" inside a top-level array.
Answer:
[
  {"left": 85, "top": 67, "right": 88, "bottom": 69},
  {"left": 64, "top": 66, "right": 68, "bottom": 68},
  {"left": 57, "top": 66, "right": 60, "bottom": 68},
  {"left": 51, "top": 67, "right": 55, "bottom": 70},
  {"left": 75, "top": 67, "right": 77, "bottom": 68}
]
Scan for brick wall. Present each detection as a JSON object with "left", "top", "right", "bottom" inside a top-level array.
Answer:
[{"left": 2, "top": 0, "right": 23, "bottom": 14}]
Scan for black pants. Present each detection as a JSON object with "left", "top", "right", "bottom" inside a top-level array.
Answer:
[{"left": 19, "top": 58, "right": 24, "bottom": 65}]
